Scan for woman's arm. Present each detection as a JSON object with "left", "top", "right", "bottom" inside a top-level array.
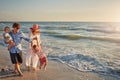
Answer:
[{"left": 21, "top": 32, "right": 32, "bottom": 43}]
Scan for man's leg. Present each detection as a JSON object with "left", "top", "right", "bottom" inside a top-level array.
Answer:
[{"left": 15, "top": 63, "right": 23, "bottom": 76}]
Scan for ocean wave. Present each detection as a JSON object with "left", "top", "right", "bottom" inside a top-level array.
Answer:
[
  {"left": 48, "top": 54, "right": 120, "bottom": 78},
  {"left": 0, "top": 23, "right": 5, "bottom": 27},
  {"left": 41, "top": 25, "right": 119, "bottom": 34},
  {"left": 68, "top": 27, "right": 120, "bottom": 34},
  {"left": 41, "top": 26, "right": 67, "bottom": 30},
  {"left": 51, "top": 34, "right": 81, "bottom": 40},
  {"left": 48, "top": 34, "right": 120, "bottom": 42},
  {"left": 0, "top": 41, "right": 8, "bottom": 47},
  {"left": 41, "top": 30, "right": 61, "bottom": 34}
]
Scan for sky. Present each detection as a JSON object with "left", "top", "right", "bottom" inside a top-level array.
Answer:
[{"left": 0, "top": 0, "right": 120, "bottom": 22}]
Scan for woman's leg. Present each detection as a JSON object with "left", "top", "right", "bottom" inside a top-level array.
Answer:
[
  {"left": 25, "top": 49, "right": 32, "bottom": 71},
  {"left": 32, "top": 54, "right": 39, "bottom": 71}
]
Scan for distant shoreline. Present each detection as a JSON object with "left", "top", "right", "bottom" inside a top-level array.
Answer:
[{"left": 1, "top": 21, "right": 120, "bottom": 23}]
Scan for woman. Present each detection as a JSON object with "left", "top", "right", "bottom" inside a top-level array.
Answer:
[{"left": 25, "top": 24, "right": 42, "bottom": 71}]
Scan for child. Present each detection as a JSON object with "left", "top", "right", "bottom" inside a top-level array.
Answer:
[
  {"left": 3, "top": 26, "right": 14, "bottom": 50},
  {"left": 32, "top": 45, "right": 48, "bottom": 71}
]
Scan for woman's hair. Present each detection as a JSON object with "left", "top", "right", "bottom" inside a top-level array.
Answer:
[
  {"left": 12, "top": 22, "right": 20, "bottom": 29},
  {"left": 32, "top": 29, "right": 40, "bottom": 34}
]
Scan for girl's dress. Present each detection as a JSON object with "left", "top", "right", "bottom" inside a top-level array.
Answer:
[{"left": 34, "top": 49, "right": 48, "bottom": 66}]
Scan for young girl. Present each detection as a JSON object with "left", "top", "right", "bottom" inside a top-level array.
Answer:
[
  {"left": 32, "top": 45, "right": 48, "bottom": 71},
  {"left": 3, "top": 26, "right": 15, "bottom": 50}
]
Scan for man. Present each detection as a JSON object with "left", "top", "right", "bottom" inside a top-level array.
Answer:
[{"left": 9, "top": 23, "right": 32, "bottom": 76}]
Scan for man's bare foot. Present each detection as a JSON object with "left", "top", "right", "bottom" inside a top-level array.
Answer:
[
  {"left": 19, "top": 73, "right": 23, "bottom": 77},
  {"left": 12, "top": 70, "right": 17, "bottom": 74},
  {"left": 18, "top": 71, "right": 23, "bottom": 77}
]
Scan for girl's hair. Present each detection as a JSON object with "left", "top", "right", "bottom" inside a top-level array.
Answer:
[
  {"left": 33, "top": 45, "right": 37, "bottom": 49},
  {"left": 4, "top": 26, "right": 10, "bottom": 31}
]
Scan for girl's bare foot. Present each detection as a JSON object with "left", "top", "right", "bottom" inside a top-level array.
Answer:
[{"left": 44, "top": 67, "right": 46, "bottom": 71}]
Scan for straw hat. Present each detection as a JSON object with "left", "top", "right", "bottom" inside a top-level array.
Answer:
[{"left": 30, "top": 24, "right": 40, "bottom": 30}]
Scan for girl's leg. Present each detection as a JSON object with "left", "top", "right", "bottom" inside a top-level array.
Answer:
[
  {"left": 44, "top": 62, "right": 47, "bottom": 71},
  {"left": 39, "top": 63, "right": 42, "bottom": 70}
]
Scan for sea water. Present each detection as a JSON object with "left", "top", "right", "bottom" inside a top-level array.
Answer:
[{"left": 0, "top": 22, "right": 120, "bottom": 78}]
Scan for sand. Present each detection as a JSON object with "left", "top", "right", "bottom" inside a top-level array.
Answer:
[{"left": 0, "top": 33, "right": 119, "bottom": 80}]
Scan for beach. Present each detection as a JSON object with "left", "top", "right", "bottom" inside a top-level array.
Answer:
[
  {"left": 1, "top": 0, "right": 120, "bottom": 79},
  {"left": 0, "top": 34, "right": 119, "bottom": 80}
]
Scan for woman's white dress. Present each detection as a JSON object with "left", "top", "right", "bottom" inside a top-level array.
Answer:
[{"left": 25, "top": 32, "right": 41, "bottom": 68}]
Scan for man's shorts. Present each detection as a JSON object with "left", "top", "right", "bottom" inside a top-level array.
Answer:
[{"left": 10, "top": 51, "right": 23, "bottom": 64}]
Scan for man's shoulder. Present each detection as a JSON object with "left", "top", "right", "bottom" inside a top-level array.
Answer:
[{"left": 9, "top": 30, "right": 23, "bottom": 35}]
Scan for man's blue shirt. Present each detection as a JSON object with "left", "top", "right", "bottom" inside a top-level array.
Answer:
[{"left": 9, "top": 30, "right": 32, "bottom": 53}]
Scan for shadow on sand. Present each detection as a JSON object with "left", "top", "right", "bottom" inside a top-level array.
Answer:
[{"left": 0, "top": 70, "right": 20, "bottom": 79}]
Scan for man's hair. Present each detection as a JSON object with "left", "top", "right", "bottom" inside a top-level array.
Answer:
[{"left": 12, "top": 22, "right": 20, "bottom": 29}]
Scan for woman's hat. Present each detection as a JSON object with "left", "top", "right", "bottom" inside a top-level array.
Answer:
[{"left": 30, "top": 24, "right": 40, "bottom": 30}]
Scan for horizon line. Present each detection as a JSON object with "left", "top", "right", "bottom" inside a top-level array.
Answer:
[{"left": 0, "top": 21, "right": 120, "bottom": 23}]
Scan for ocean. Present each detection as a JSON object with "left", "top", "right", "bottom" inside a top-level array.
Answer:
[{"left": 0, "top": 22, "right": 120, "bottom": 78}]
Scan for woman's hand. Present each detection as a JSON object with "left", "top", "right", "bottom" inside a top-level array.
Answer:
[{"left": 33, "top": 37, "right": 37, "bottom": 40}]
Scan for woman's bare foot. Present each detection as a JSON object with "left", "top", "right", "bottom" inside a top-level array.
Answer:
[
  {"left": 33, "top": 67, "right": 36, "bottom": 71},
  {"left": 39, "top": 66, "right": 41, "bottom": 70},
  {"left": 27, "top": 66, "right": 30, "bottom": 71}
]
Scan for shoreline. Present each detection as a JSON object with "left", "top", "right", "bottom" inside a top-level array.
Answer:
[{"left": 0, "top": 44, "right": 119, "bottom": 80}]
